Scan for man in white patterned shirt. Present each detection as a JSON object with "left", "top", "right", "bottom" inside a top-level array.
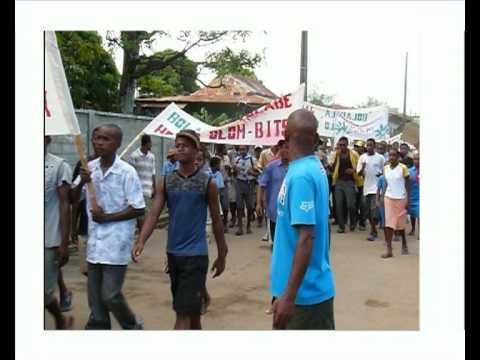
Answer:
[
  {"left": 71, "top": 124, "right": 145, "bottom": 330},
  {"left": 128, "top": 134, "right": 156, "bottom": 230}
]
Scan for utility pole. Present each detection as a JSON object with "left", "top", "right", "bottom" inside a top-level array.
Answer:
[
  {"left": 403, "top": 51, "right": 408, "bottom": 117},
  {"left": 300, "top": 31, "right": 308, "bottom": 101}
]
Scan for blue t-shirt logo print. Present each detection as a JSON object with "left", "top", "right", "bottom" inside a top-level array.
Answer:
[{"left": 300, "top": 201, "right": 314, "bottom": 212}]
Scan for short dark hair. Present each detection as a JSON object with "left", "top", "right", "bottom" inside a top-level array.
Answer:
[
  {"left": 100, "top": 124, "right": 123, "bottom": 143},
  {"left": 210, "top": 156, "right": 221, "bottom": 168},
  {"left": 367, "top": 138, "right": 376, "bottom": 145},
  {"left": 338, "top": 136, "right": 349, "bottom": 144},
  {"left": 141, "top": 134, "right": 152, "bottom": 146},
  {"left": 400, "top": 143, "right": 410, "bottom": 149},
  {"left": 91, "top": 126, "right": 100, "bottom": 139},
  {"left": 277, "top": 139, "right": 286, "bottom": 147}
]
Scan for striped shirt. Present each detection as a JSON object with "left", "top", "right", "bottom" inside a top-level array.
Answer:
[{"left": 128, "top": 148, "right": 156, "bottom": 198}]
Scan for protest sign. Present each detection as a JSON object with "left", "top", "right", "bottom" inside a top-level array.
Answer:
[
  {"left": 119, "top": 103, "right": 215, "bottom": 158},
  {"left": 198, "top": 84, "right": 305, "bottom": 145},
  {"left": 306, "top": 103, "right": 390, "bottom": 141}
]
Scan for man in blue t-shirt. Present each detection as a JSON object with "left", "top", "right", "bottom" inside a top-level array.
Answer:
[{"left": 270, "top": 109, "right": 335, "bottom": 330}]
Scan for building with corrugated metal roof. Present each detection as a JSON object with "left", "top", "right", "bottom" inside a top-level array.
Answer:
[{"left": 134, "top": 74, "right": 278, "bottom": 120}]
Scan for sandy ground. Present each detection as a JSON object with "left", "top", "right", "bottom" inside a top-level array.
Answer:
[{"left": 45, "top": 221, "right": 419, "bottom": 330}]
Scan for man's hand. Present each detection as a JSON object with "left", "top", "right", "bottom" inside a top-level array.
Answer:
[
  {"left": 211, "top": 254, "right": 227, "bottom": 278},
  {"left": 56, "top": 245, "right": 69, "bottom": 267},
  {"left": 256, "top": 203, "right": 264, "bottom": 219},
  {"left": 131, "top": 241, "right": 144, "bottom": 263},
  {"left": 79, "top": 166, "right": 92, "bottom": 184},
  {"left": 91, "top": 206, "right": 108, "bottom": 223},
  {"left": 345, "top": 168, "right": 354, "bottom": 175},
  {"left": 272, "top": 296, "right": 296, "bottom": 330}
]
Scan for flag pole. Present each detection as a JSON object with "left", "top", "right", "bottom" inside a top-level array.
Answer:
[
  {"left": 74, "top": 135, "right": 99, "bottom": 212},
  {"left": 119, "top": 131, "right": 144, "bottom": 159}
]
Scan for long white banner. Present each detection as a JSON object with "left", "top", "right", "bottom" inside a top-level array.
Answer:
[
  {"left": 306, "top": 103, "right": 390, "bottom": 141},
  {"left": 198, "top": 84, "right": 305, "bottom": 146},
  {"left": 44, "top": 31, "right": 81, "bottom": 136},
  {"left": 140, "top": 84, "right": 391, "bottom": 147}
]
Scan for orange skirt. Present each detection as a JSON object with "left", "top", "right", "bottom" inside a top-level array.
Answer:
[{"left": 384, "top": 196, "right": 408, "bottom": 230}]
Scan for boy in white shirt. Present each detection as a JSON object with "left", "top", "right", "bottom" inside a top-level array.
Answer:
[{"left": 356, "top": 139, "right": 385, "bottom": 241}]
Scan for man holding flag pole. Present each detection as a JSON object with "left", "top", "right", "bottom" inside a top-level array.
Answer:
[{"left": 44, "top": 31, "right": 98, "bottom": 329}]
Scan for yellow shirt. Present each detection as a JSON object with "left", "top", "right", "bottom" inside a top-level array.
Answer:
[
  {"left": 257, "top": 148, "right": 275, "bottom": 171},
  {"left": 330, "top": 150, "right": 363, "bottom": 187}
]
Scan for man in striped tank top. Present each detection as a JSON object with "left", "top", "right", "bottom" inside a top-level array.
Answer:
[{"left": 132, "top": 130, "right": 228, "bottom": 330}]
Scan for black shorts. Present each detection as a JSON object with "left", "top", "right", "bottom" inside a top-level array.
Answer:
[
  {"left": 167, "top": 253, "right": 209, "bottom": 316},
  {"left": 285, "top": 297, "right": 335, "bottom": 330},
  {"left": 365, "top": 194, "right": 378, "bottom": 220}
]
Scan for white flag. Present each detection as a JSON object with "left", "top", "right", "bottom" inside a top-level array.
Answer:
[
  {"left": 143, "top": 103, "right": 214, "bottom": 138},
  {"left": 386, "top": 133, "right": 403, "bottom": 144},
  {"left": 44, "top": 31, "right": 81, "bottom": 136}
]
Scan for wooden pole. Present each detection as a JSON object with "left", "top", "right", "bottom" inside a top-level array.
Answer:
[
  {"left": 119, "top": 132, "right": 144, "bottom": 159},
  {"left": 74, "top": 135, "right": 98, "bottom": 212}
]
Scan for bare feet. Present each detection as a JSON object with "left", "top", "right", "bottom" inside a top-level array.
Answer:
[
  {"left": 381, "top": 253, "right": 393, "bottom": 259},
  {"left": 401, "top": 247, "right": 409, "bottom": 255},
  {"left": 408, "top": 231, "right": 415, "bottom": 236}
]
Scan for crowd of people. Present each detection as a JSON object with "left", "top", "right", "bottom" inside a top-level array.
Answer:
[{"left": 44, "top": 111, "right": 420, "bottom": 330}]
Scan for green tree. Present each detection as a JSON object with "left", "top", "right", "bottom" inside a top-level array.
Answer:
[
  {"left": 137, "top": 49, "right": 199, "bottom": 97},
  {"left": 192, "top": 107, "right": 231, "bottom": 126},
  {"left": 308, "top": 88, "right": 335, "bottom": 107},
  {"left": 56, "top": 31, "right": 120, "bottom": 111},
  {"left": 357, "top": 97, "right": 387, "bottom": 108},
  {"left": 106, "top": 31, "right": 262, "bottom": 113},
  {"left": 203, "top": 47, "right": 263, "bottom": 80}
]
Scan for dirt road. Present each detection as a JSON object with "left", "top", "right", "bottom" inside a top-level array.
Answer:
[{"left": 45, "top": 222, "right": 419, "bottom": 330}]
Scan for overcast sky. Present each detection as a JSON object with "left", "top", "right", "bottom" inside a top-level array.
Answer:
[{"left": 103, "top": 29, "right": 421, "bottom": 115}]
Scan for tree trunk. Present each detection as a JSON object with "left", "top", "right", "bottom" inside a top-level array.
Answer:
[
  {"left": 120, "top": 75, "right": 137, "bottom": 114},
  {"left": 119, "top": 32, "right": 141, "bottom": 114}
]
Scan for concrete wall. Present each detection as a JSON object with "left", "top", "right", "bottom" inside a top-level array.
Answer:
[{"left": 48, "top": 109, "right": 175, "bottom": 176}]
